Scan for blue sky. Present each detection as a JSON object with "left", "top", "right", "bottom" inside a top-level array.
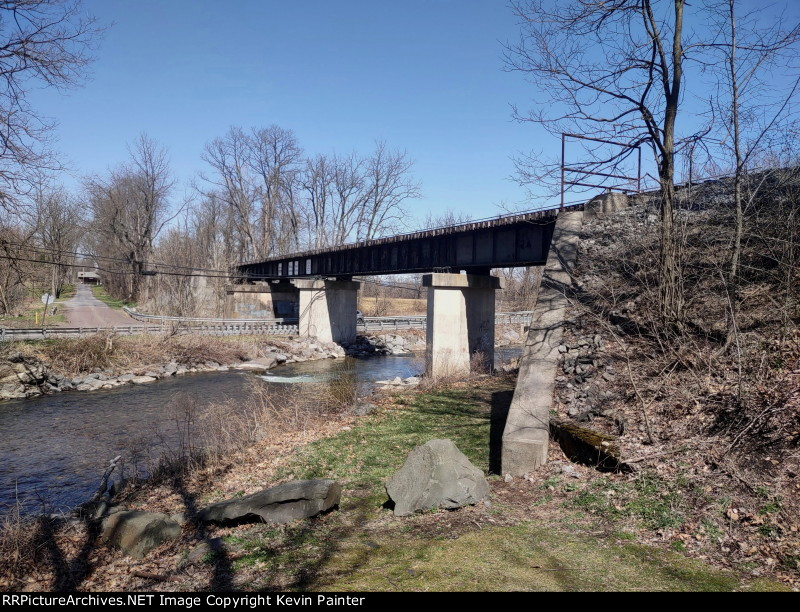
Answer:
[
  {"left": 28, "top": 1, "right": 800, "bottom": 227},
  {"left": 31, "top": 0, "right": 544, "bottom": 224}
]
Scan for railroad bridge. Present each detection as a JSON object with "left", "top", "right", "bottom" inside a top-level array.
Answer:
[
  {"left": 233, "top": 193, "right": 628, "bottom": 477},
  {"left": 233, "top": 207, "right": 565, "bottom": 376}
]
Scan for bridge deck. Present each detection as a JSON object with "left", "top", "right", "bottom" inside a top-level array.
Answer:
[{"left": 237, "top": 209, "right": 561, "bottom": 279}]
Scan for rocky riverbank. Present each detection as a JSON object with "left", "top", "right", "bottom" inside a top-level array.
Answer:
[{"left": 0, "top": 332, "right": 428, "bottom": 402}]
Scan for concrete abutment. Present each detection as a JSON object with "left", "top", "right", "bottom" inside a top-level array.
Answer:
[{"left": 501, "top": 210, "right": 584, "bottom": 476}]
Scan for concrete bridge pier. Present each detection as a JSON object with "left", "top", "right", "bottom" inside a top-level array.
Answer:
[
  {"left": 423, "top": 273, "right": 503, "bottom": 378},
  {"left": 294, "top": 279, "right": 360, "bottom": 345}
]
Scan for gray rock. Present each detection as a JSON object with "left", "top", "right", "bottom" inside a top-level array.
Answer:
[
  {"left": 100, "top": 510, "right": 181, "bottom": 558},
  {"left": 235, "top": 356, "right": 279, "bottom": 370},
  {"left": 561, "top": 464, "right": 583, "bottom": 479},
  {"left": 0, "top": 386, "right": 27, "bottom": 400},
  {"left": 0, "top": 373, "right": 20, "bottom": 385},
  {"left": 353, "top": 402, "right": 376, "bottom": 416},
  {"left": 77, "top": 378, "right": 105, "bottom": 391},
  {"left": 197, "top": 479, "right": 341, "bottom": 525},
  {"left": 130, "top": 376, "right": 157, "bottom": 384},
  {"left": 183, "top": 538, "right": 224, "bottom": 566},
  {"left": 386, "top": 439, "right": 489, "bottom": 516}
]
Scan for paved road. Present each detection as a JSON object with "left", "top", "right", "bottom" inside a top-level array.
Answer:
[{"left": 60, "top": 284, "right": 133, "bottom": 327}]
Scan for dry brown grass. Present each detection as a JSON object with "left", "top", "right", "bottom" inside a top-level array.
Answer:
[
  {"left": 33, "top": 332, "right": 117, "bottom": 373},
  {"left": 23, "top": 333, "right": 258, "bottom": 376},
  {"left": 0, "top": 506, "right": 39, "bottom": 587},
  {"left": 358, "top": 297, "right": 425, "bottom": 316},
  {"left": 416, "top": 348, "right": 499, "bottom": 393},
  {"left": 143, "top": 373, "right": 358, "bottom": 485}
]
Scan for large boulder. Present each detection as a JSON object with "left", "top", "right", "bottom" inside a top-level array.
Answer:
[
  {"left": 386, "top": 439, "right": 489, "bottom": 516},
  {"left": 197, "top": 479, "right": 341, "bottom": 525},
  {"left": 100, "top": 510, "right": 181, "bottom": 558}
]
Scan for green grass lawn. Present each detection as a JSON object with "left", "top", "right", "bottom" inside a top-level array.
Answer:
[
  {"left": 90, "top": 285, "right": 135, "bottom": 310},
  {"left": 0, "top": 284, "right": 75, "bottom": 328},
  {"left": 206, "top": 381, "right": 787, "bottom": 592}
]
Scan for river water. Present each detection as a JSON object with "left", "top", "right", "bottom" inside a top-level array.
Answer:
[{"left": 0, "top": 348, "right": 521, "bottom": 515}]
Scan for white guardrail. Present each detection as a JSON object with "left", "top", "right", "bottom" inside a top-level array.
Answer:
[{"left": 0, "top": 310, "right": 534, "bottom": 341}]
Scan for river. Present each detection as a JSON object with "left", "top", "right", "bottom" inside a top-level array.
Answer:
[{"left": 0, "top": 348, "right": 521, "bottom": 515}]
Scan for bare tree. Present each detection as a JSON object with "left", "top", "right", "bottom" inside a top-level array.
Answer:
[
  {"left": 299, "top": 144, "right": 420, "bottom": 248},
  {"left": 421, "top": 208, "right": 472, "bottom": 229},
  {"left": 299, "top": 153, "right": 334, "bottom": 249},
  {"left": 151, "top": 225, "right": 199, "bottom": 317},
  {"left": 30, "top": 185, "right": 83, "bottom": 297},
  {"left": 359, "top": 141, "right": 420, "bottom": 241},
  {"left": 200, "top": 127, "right": 259, "bottom": 261},
  {"left": 0, "top": 1, "right": 102, "bottom": 207},
  {"left": 504, "top": 0, "right": 695, "bottom": 323},
  {"left": 200, "top": 125, "right": 305, "bottom": 260},
  {"left": 704, "top": 0, "right": 800, "bottom": 349},
  {"left": 0, "top": 222, "right": 34, "bottom": 313},
  {"left": 248, "top": 125, "right": 303, "bottom": 254},
  {"left": 87, "top": 135, "right": 176, "bottom": 302}
]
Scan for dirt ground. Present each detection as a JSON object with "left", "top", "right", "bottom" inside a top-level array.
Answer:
[{"left": 59, "top": 284, "right": 134, "bottom": 327}]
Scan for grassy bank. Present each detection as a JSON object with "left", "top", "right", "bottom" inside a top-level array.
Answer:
[
  {"left": 0, "top": 374, "right": 791, "bottom": 591},
  {"left": 0, "top": 284, "right": 75, "bottom": 328},
  {"left": 182, "top": 380, "right": 787, "bottom": 592},
  {"left": 91, "top": 285, "right": 135, "bottom": 310}
]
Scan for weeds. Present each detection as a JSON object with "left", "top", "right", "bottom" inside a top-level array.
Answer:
[
  {"left": 569, "top": 472, "right": 685, "bottom": 531},
  {"left": 36, "top": 332, "right": 116, "bottom": 373},
  {"left": 143, "top": 373, "right": 361, "bottom": 486},
  {"left": 0, "top": 503, "right": 37, "bottom": 587},
  {"left": 24, "top": 333, "right": 258, "bottom": 377}
]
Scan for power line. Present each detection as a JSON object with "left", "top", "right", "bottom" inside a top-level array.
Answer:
[
  {"left": 0, "top": 254, "right": 244, "bottom": 280},
  {"left": 0, "top": 241, "right": 231, "bottom": 274}
]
